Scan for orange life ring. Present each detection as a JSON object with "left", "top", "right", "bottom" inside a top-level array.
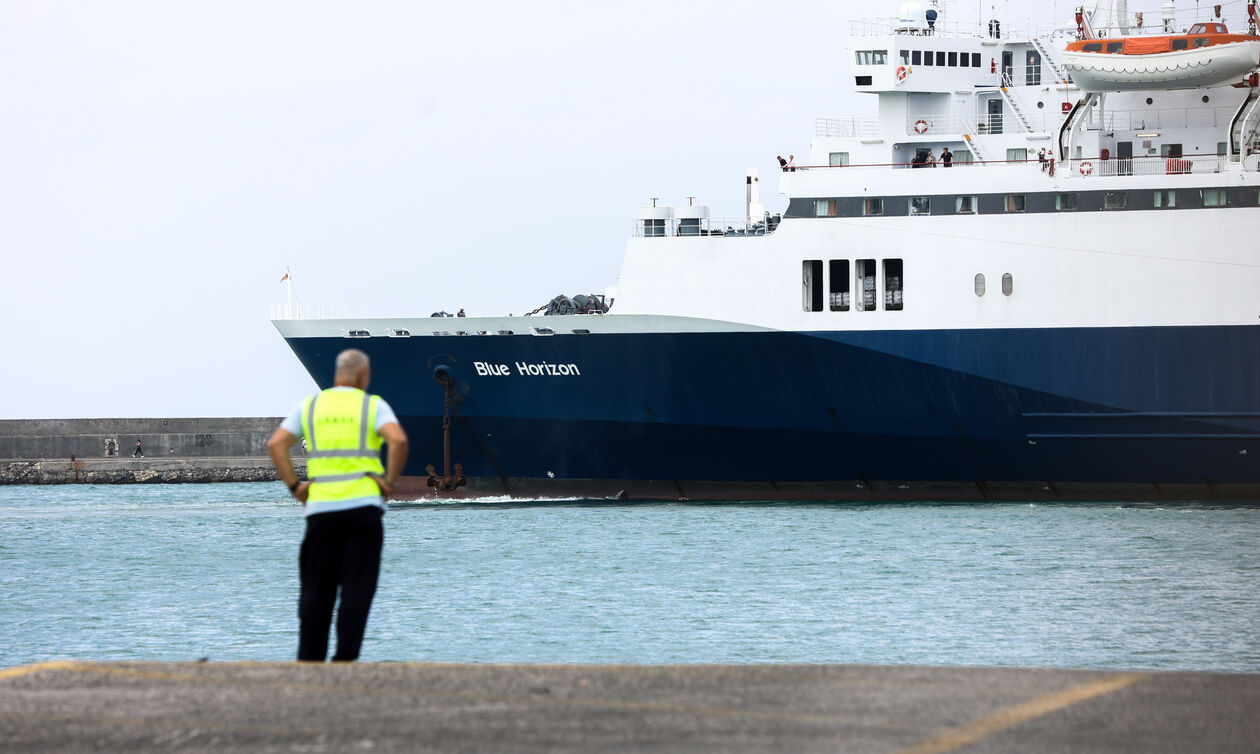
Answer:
[
  {"left": 896, "top": 65, "right": 908, "bottom": 82},
  {"left": 913, "top": 119, "right": 929, "bottom": 134},
  {"left": 1079, "top": 160, "right": 1094, "bottom": 175}
]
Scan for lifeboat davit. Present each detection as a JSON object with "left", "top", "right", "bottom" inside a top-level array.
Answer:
[{"left": 1061, "top": 22, "right": 1260, "bottom": 91}]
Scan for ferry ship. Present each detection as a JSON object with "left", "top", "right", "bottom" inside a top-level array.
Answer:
[{"left": 275, "top": 1, "right": 1260, "bottom": 501}]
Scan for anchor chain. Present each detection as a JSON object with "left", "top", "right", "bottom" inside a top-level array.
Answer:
[{"left": 425, "top": 368, "right": 467, "bottom": 492}]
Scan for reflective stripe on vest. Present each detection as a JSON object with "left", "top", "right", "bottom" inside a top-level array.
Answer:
[{"left": 300, "top": 388, "right": 384, "bottom": 506}]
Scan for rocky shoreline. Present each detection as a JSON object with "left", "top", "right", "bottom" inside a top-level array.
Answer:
[{"left": 0, "top": 457, "right": 306, "bottom": 485}]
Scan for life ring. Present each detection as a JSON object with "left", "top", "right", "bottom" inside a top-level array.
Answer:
[
  {"left": 896, "top": 65, "right": 908, "bottom": 82},
  {"left": 913, "top": 119, "right": 929, "bottom": 134},
  {"left": 1079, "top": 160, "right": 1094, "bottom": 175}
]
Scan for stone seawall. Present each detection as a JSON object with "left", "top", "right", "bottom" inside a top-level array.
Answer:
[
  {"left": 0, "top": 457, "right": 307, "bottom": 485},
  {"left": 0, "top": 418, "right": 283, "bottom": 461}
]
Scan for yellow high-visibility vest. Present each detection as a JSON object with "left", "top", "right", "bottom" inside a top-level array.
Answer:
[{"left": 300, "top": 387, "right": 385, "bottom": 513}]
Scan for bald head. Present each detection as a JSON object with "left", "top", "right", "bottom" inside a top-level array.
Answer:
[{"left": 333, "top": 349, "right": 371, "bottom": 389}]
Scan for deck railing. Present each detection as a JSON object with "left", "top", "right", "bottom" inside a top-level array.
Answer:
[{"left": 631, "top": 215, "right": 782, "bottom": 239}]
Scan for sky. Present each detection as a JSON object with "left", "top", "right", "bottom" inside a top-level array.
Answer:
[{"left": 0, "top": 0, "right": 1104, "bottom": 418}]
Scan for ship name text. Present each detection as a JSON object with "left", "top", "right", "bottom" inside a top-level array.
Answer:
[{"left": 474, "top": 360, "right": 581, "bottom": 377}]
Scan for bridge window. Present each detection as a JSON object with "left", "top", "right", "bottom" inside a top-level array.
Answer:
[
  {"left": 956, "top": 195, "right": 977, "bottom": 214},
  {"left": 815, "top": 199, "right": 839, "bottom": 217},
  {"left": 910, "top": 197, "right": 931, "bottom": 215},
  {"left": 936, "top": 51, "right": 946, "bottom": 66},
  {"left": 972, "top": 52, "right": 981, "bottom": 66},
  {"left": 863, "top": 197, "right": 884, "bottom": 215},
  {"left": 803, "top": 260, "right": 824, "bottom": 312},
  {"left": 1204, "top": 188, "right": 1226, "bottom": 207},
  {"left": 1154, "top": 190, "right": 1176, "bottom": 208},
  {"left": 1004, "top": 194, "right": 1026, "bottom": 212},
  {"left": 900, "top": 50, "right": 910, "bottom": 64},
  {"left": 948, "top": 51, "right": 958, "bottom": 66},
  {"left": 884, "top": 259, "right": 904, "bottom": 310},
  {"left": 643, "top": 218, "right": 665, "bottom": 237},
  {"left": 912, "top": 50, "right": 922, "bottom": 65},
  {"left": 923, "top": 50, "right": 934, "bottom": 66},
  {"left": 856, "top": 259, "right": 877, "bottom": 311},
  {"left": 960, "top": 52, "right": 971, "bottom": 67},
  {"left": 829, "top": 260, "right": 851, "bottom": 311},
  {"left": 855, "top": 50, "right": 888, "bottom": 65},
  {"left": 1104, "top": 192, "right": 1127, "bottom": 209},
  {"left": 1056, "top": 193, "right": 1077, "bottom": 210}
]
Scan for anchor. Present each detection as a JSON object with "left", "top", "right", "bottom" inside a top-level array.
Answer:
[{"left": 425, "top": 365, "right": 467, "bottom": 491}]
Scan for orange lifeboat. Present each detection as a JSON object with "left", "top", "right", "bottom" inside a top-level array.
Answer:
[{"left": 1061, "top": 23, "right": 1260, "bottom": 91}]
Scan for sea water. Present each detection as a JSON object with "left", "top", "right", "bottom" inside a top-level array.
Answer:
[{"left": 1, "top": 483, "right": 1257, "bottom": 671}]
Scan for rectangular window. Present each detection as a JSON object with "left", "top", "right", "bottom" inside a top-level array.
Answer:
[
  {"left": 936, "top": 51, "right": 946, "bottom": 66},
  {"left": 910, "top": 196, "right": 931, "bottom": 215},
  {"left": 873, "top": 50, "right": 887, "bottom": 64},
  {"left": 912, "top": 50, "right": 922, "bottom": 65},
  {"left": 829, "top": 260, "right": 850, "bottom": 311},
  {"left": 1193, "top": 37, "right": 1210, "bottom": 47},
  {"left": 643, "top": 218, "right": 666, "bottom": 237},
  {"left": 1104, "top": 192, "right": 1127, "bottom": 209},
  {"left": 815, "top": 199, "right": 838, "bottom": 217},
  {"left": 856, "top": 51, "right": 870, "bottom": 65},
  {"left": 1083, "top": 42, "right": 1102, "bottom": 52},
  {"left": 1056, "top": 193, "right": 1077, "bottom": 210},
  {"left": 948, "top": 51, "right": 958, "bottom": 66},
  {"left": 1006, "top": 148, "right": 1028, "bottom": 162},
  {"left": 956, "top": 195, "right": 977, "bottom": 214},
  {"left": 863, "top": 197, "right": 884, "bottom": 216},
  {"left": 960, "top": 52, "right": 971, "bottom": 67},
  {"left": 803, "top": 260, "right": 824, "bottom": 312},
  {"left": 972, "top": 52, "right": 981, "bottom": 67},
  {"left": 923, "top": 50, "right": 933, "bottom": 66},
  {"left": 1106, "top": 41, "right": 1122, "bottom": 52},
  {"left": 856, "top": 259, "right": 877, "bottom": 312},
  {"left": 900, "top": 49, "right": 910, "bottom": 64},
  {"left": 884, "top": 259, "right": 904, "bottom": 311},
  {"left": 1004, "top": 194, "right": 1026, "bottom": 212},
  {"left": 855, "top": 76, "right": 873, "bottom": 86},
  {"left": 1171, "top": 38, "right": 1189, "bottom": 50},
  {"left": 829, "top": 152, "right": 850, "bottom": 167},
  {"left": 1154, "top": 190, "right": 1176, "bottom": 208},
  {"left": 1204, "top": 188, "right": 1226, "bottom": 206}
]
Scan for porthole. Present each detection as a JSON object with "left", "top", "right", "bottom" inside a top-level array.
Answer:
[
  {"left": 1002, "top": 273, "right": 1013, "bottom": 296},
  {"left": 1036, "top": 101, "right": 1044, "bottom": 109},
  {"left": 1202, "top": 95, "right": 1210, "bottom": 103},
  {"left": 1146, "top": 97, "right": 1154, "bottom": 105},
  {"left": 974, "top": 273, "right": 986, "bottom": 297}
]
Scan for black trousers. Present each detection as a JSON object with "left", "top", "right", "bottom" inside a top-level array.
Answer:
[{"left": 297, "top": 505, "right": 384, "bottom": 662}]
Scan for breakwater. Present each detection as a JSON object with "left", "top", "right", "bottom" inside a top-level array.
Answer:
[{"left": 0, "top": 418, "right": 303, "bottom": 485}]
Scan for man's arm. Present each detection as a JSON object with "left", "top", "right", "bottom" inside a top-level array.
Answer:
[
  {"left": 267, "top": 427, "right": 310, "bottom": 503},
  {"left": 372, "top": 422, "right": 409, "bottom": 499}
]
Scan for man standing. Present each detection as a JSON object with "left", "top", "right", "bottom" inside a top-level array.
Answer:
[
  {"left": 268, "top": 348, "right": 408, "bottom": 662},
  {"left": 941, "top": 147, "right": 953, "bottom": 167}
]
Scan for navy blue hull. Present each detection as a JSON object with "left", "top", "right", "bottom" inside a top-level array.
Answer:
[{"left": 283, "top": 325, "right": 1260, "bottom": 500}]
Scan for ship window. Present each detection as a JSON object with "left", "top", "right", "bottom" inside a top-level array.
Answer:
[
  {"left": 387, "top": 329, "right": 411, "bottom": 337},
  {"left": 815, "top": 199, "right": 839, "bottom": 217},
  {"left": 1002, "top": 273, "right": 1013, "bottom": 296},
  {"left": 1171, "top": 38, "right": 1189, "bottom": 50},
  {"left": 956, "top": 195, "right": 977, "bottom": 214},
  {"left": 960, "top": 52, "right": 971, "bottom": 67},
  {"left": 972, "top": 52, "right": 981, "bottom": 66},
  {"left": 935, "top": 51, "right": 945, "bottom": 66},
  {"left": 1056, "top": 193, "right": 1077, "bottom": 210},
  {"left": 803, "top": 260, "right": 824, "bottom": 312},
  {"left": 1006, "top": 148, "right": 1028, "bottom": 162},
  {"left": 856, "top": 259, "right": 877, "bottom": 311},
  {"left": 1106, "top": 41, "right": 1122, "bottom": 52},
  {"left": 1193, "top": 37, "right": 1210, "bottom": 48},
  {"left": 572, "top": 328, "right": 591, "bottom": 335},
  {"left": 912, "top": 50, "right": 922, "bottom": 65},
  {"left": 1004, "top": 194, "right": 1026, "bottom": 212},
  {"left": 345, "top": 329, "right": 370, "bottom": 338},
  {"left": 829, "top": 152, "right": 850, "bottom": 166},
  {"left": 1083, "top": 42, "right": 1102, "bottom": 52},
  {"left": 884, "top": 259, "right": 904, "bottom": 310},
  {"left": 856, "top": 76, "right": 873, "bottom": 86},
  {"left": 1025, "top": 50, "right": 1041, "bottom": 85},
  {"left": 900, "top": 50, "right": 910, "bottom": 64},
  {"left": 1154, "top": 190, "right": 1176, "bottom": 208},
  {"left": 1104, "top": 192, "right": 1127, "bottom": 209},
  {"left": 643, "top": 218, "right": 665, "bottom": 237},
  {"left": 1204, "top": 188, "right": 1226, "bottom": 206},
  {"left": 923, "top": 50, "right": 933, "bottom": 66},
  {"left": 948, "top": 51, "right": 958, "bottom": 66},
  {"left": 909, "top": 196, "right": 931, "bottom": 215},
  {"left": 974, "top": 273, "right": 986, "bottom": 297},
  {"left": 530, "top": 327, "right": 554, "bottom": 336},
  {"left": 829, "top": 260, "right": 851, "bottom": 311},
  {"left": 863, "top": 197, "right": 884, "bottom": 215}
]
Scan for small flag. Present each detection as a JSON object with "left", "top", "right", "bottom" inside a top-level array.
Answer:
[{"left": 280, "top": 272, "right": 289, "bottom": 283}]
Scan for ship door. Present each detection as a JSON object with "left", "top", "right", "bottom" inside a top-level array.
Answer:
[
  {"left": 987, "top": 99, "right": 1004, "bottom": 134},
  {"left": 1001, "top": 50, "right": 1013, "bottom": 85},
  {"left": 1116, "top": 141, "right": 1133, "bottom": 176}
]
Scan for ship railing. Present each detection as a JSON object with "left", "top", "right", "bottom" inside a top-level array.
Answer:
[
  {"left": 815, "top": 117, "right": 881, "bottom": 138},
  {"left": 630, "top": 215, "right": 782, "bottom": 238},
  {"left": 900, "top": 113, "right": 1060, "bottom": 135},
  {"left": 1087, "top": 106, "right": 1238, "bottom": 132},
  {"left": 270, "top": 300, "right": 348, "bottom": 320},
  {"left": 848, "top": 17, "right": 1061, "bottom": 39},
  {"left": 1069, "top": 154, "right": 1227, "bottom": 177}
]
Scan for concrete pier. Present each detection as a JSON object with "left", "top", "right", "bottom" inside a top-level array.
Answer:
[
  {"left": 0, "top": 456, "right": 304, "bottom": 485},
  {"left": 0, "top": 661, "right": 1256, "bottom": 752}
]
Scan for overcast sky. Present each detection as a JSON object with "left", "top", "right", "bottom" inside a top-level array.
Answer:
[{"left": 0, "top": 0, "right": 1175, "bottom": 418}]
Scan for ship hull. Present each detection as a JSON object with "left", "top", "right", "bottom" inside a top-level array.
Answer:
[{"left": 282, "top": 322, "right": 1260, "bottom": 501}]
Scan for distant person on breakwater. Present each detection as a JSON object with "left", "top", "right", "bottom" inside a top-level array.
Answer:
[
  {"left": 133, "top": 440, "right": 143, "bottom": 458},
  {"left": 267, "top": 348, "right": 409, "bottom": 663}
]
